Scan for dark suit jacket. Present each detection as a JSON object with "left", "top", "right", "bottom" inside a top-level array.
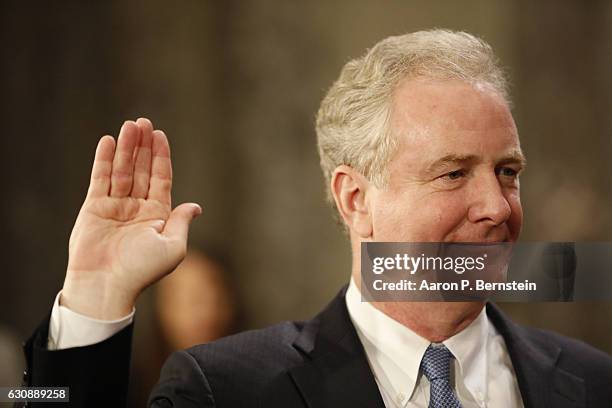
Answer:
[{"left": 22, "top": 287, "right": 612, "bottom": 407}]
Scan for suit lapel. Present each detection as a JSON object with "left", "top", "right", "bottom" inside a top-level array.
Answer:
[
  {"left": 289, "top": 287, "right": 385, "bottom": 408},
  {"left": 486, "top": 303, "right": 586, "bottom": 408}
]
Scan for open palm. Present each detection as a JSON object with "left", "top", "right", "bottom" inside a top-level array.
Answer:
[{"left": 62, "top": 119, "right": 201, "bottom": 319}]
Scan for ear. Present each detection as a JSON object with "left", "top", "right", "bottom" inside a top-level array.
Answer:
[{"left": 330, "top": 165, "right": 373, "bottom": 238}]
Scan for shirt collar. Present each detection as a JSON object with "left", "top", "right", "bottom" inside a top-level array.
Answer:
[{"left": 346, "top": 278, "right": 489, "bottom": 403}]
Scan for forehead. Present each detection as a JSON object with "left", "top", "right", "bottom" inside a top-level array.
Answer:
[
  {"left": 389, "top": 78, "right": 520, "bottom": 166},
  {"left": 391, "top": 78, "right": 514, "bottom": 131}
]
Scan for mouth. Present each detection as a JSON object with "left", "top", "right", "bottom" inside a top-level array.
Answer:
[
  {"left": 486, "top": 237, "right": 511, "bottom": 243},
  {"left": 444, "top": 236, "right": 510, "bottom": 243}
]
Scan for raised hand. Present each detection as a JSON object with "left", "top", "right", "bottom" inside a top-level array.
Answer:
[{"left": 61, "top": 118, "right": 202, "bottom": 319}]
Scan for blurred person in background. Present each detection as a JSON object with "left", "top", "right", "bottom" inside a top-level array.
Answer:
[{"left": 155, "top": 248, "right": 238, "bottom": 351}]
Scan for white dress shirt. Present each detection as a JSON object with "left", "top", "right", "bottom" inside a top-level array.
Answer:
[
  {"left": 48, "top": 291, "right": 134, "bottom": 350},
  {"left": 345, "top": 279, "right": 523, "bottom": 408}
]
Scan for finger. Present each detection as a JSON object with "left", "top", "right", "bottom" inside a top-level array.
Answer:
[
  {"left": 148, "top": 129, "right": 172, "bottom": 205},
  {"left": 110, "top": 121, "right": 141, "bottom": 198},
  {"left": 87, "top": 135, "right": 116, "bottom": 198},
  {"left": 162, "top": 203, "right": 202, "bottom": 253},
  {"left": 131, "top": 118, "right": 154, "bottom": 198}
]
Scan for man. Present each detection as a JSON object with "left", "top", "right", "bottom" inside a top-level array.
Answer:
[{"left": 22, "top": 29, "right": 612, "bottom": 407}]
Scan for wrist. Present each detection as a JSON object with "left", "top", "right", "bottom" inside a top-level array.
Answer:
[{"left": 61, "top": 271, "right": 138, "bottom": 320}]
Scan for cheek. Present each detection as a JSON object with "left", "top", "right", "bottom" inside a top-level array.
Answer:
[
  {"left": 423, "top": 194, "right": 472, "bottom": 240},
  {"left": 371, "top": 199, "right": 408, "bottom": 240},
  {"left": 372, "top": 191, "right": 469, "bottom": 241}
]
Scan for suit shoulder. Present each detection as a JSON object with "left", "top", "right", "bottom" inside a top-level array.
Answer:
[
  {"left": 522, "top": 325, "right": 612, "bottom": 382},
  {"left": 174, "top": 320, "right": 307, "bottom": 406},
  {"left": 530, "top": 327, "right": 612, "bottom": 363},
  {"left": 185, "top": 320, "right": 306, "bottom": 377}
]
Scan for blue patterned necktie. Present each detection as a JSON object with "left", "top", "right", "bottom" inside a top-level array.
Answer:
[{"left": 420, "top": 344, "right": 463, "bottom": 408}]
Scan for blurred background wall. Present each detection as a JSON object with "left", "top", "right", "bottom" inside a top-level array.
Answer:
[{"left": 1, "top": 0, "right": 611, "bottom": 404}]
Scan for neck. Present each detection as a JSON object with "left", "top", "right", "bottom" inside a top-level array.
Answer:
[
  {"left": 351, "top": 267, "right": 483, "bottom": 342},
  {"left": 350, "top": 238, "right": 485, "bottom": 342},
  {"left": 371, "top": 300, "right": 484, "bottom": 342}
]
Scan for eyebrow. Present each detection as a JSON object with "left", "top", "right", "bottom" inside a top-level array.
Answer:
[
  {"left": 424, "top": 154, "right": 478, "bottom": 175},
  {"left": 424, "top": 150, "right": 527, "bottom": 175},
  {"left": 497, "top": 150, "right": 527, "bottom": 168}
]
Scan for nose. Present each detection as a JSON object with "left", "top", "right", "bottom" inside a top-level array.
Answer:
[{"left": 467, "top": 172, "right": 512, "bottom": 227}]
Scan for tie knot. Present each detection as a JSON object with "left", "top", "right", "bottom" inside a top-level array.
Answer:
[{"left": 420, "top": 344, "right": 454, "bottom": 382}]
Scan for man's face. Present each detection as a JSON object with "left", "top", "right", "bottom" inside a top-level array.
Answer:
[{"left": 369, "top": 78, "right": 524, "bottom": 243}]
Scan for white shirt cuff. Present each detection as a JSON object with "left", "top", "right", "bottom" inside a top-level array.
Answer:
[{"left": 47, "top": 291, "right": 135, "bottom": 350}]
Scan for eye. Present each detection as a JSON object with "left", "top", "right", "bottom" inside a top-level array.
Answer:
[
  {"left": 496, "top": 167, "right": 519, "bottom": 177},
  {"left": 444, "top": 169, "right": 466, "bottom": 180}
]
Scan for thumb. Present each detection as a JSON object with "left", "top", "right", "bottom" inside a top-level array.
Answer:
[{"left": 163, "top": 203, "right": 202, "bottom": 243}]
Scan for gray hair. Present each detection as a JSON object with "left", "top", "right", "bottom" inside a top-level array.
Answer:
[{"left": 316, "top": 29, "right": 509, "bottom": 207}]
